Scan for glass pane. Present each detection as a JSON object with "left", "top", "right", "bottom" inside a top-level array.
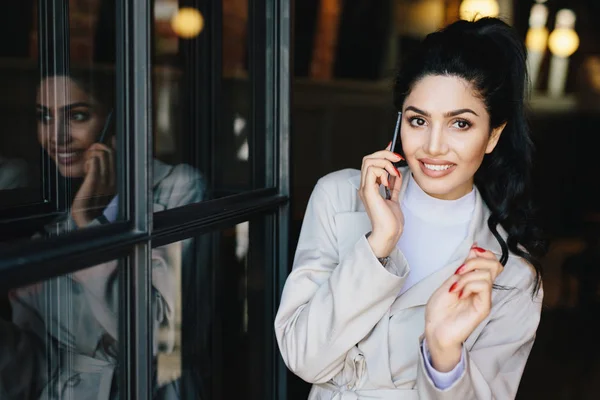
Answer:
[
  {"left": 0, "top": 0, "right": 123, "bottom": 244},
  {"left": 153, "top": 219, "right": 271, "bottom": 398},
  {"left": 149, "top": 0, "right": 259, "bottom": 211},
  {"left": 0, "top": 259, "right": 123, "bottom": 398}
]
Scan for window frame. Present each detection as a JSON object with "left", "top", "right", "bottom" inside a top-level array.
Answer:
[{"left": 0, "top": 0, "right": 291, "bottom": 398}]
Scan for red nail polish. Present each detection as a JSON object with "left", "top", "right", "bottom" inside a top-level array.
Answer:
[
  {"left": 449, "top": 282, "right": 458, "bottom": 293},
  {"left": 393, "top": 153, "right": 404, "bottom": 160},
  {"left": 473, "top": 247, "right": 486, "bottom": 253},
  {"left": 458, "top": 289, "right": 464, "bottom": 298},
  {"left": 454, "top": 264, "right": 464, "bottom": 275},
  {"left": 394, "top": 167, "right": 401, "bottom": 176}
]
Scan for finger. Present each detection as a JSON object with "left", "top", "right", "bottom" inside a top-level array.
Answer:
[
  {"left": 455, "top": 257, "right": 503, "bottom": 281},
  {"left": 385, "top": 141, "right": 391, "bottom": 151},
  {"left": 88, "top": 143, "right": 112, "bottom": 152},
  {"left": 362, "top": 158, "right": 400, "bottom": 183},
  {"left": 88, "top": 151, "right": 109, "bottom": 188},
  {"left": 84, "top": 144, "right": 111, "bottom": 165},
  {"left": 78, "top": 157, "right": 100, "bottom": 202},
  {"left": 449, "top": 270, "right": 493, "bottom": 294},
  {"left": 470, "top": 245, "right": 498, "bottom": 261},
  {"left": 363, "top": 150, "right": 404, "bottom": 163},
  {"left": 361, "top": 151, "right": 403, "bottom": 189},
  {"left": 389, "top": 172, "right": 403, "bottom": 202},
  {"left": 458, "top": 280, "right": 492, "bottom": 302},
  {"left": 364, "top": 165, "right": 391, "bottom": 192}
]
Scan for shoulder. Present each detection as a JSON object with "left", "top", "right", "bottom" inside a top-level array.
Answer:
[
  {"left": 495, "top": 253, "right": 542, "bottom": 307},
  {"left": 153, "top": 159, "right": 205, "bottom": 189},
  {"left": 312, "top": 168, "right": 361, "bottom": 210},
  {"left": 315, "top": 168, "right": 360, "bottom": 194},
  {"left": 152, "top": 159, "right": 207, "bottom": 206}
]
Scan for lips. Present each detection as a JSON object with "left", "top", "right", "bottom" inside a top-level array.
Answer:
[
  {"left": 417, "top": 158, "right": 456, "bottom": 178},
  {"left": 52, "top": 149, "right": 84, "bottom": 165}
]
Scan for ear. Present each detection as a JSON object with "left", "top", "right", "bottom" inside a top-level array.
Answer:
[{"left": 485, "top": 122, "right": 507, "bottom": 154}]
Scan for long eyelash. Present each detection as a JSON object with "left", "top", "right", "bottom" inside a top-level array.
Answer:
[{"left": 454, "top": 118, "right": 472, "bottom": 128}]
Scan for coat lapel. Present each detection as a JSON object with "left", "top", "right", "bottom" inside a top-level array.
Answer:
[{"left": 346, "top": 167, "right": 506, "bottom": 314}]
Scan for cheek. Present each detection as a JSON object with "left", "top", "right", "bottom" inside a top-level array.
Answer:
[
  {"left": 71, "top": 122, "right": 101, "bottom": 146},
  {"left": 37, "top": 125, "right": 51, "bottom": 149},
  {"left": 451, "top": 133, "right": 489, "bottom": 163},
  {"left": 400, "top": 129, "right": 420, "bottom": 155}
]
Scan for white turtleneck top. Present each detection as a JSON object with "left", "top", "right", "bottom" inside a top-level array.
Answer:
[
  {"left": 398, "top": 174, "right": 475, "bottom": 295},
  {"left": 397, "top": 173, "right": 475, "bottom": 388}
]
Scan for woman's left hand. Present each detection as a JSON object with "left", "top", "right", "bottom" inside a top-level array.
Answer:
[{"left": 424, "top": 246, "right": 503, "bottom": 372}]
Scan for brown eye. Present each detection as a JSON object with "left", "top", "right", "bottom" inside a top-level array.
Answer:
[
  {"left": 409, "top": 117, "right": 427, "bottom": 127},
  {"left": 452, "top": 119, "right": 471, "bottom": 129},
  {"left": 70, "top": 111, "right": 91, "bottom": 122},
  {"left": 36, "top": 112, "right": 52, "bottom": 124}
]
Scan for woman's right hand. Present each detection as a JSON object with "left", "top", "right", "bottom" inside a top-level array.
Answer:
[
  {"left": 359, "top": 145, "right": 405, "bottom": 258},
  {"left": 71, "top": 143, "right": 116, "bottom": 228}
]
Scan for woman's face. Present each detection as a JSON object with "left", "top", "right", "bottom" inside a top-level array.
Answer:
[
  {"left": 400, "top": 74, "right": 505, "bottom": 200},
  {"left": 37, "top": 76, "right": 106, "bottom": 178}
]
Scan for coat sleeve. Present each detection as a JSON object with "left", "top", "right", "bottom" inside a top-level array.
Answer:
[
  {"left": 66, "top": 164, "right": 207, "bottom": 349},
  {"left": 274, "top": 180, "right": 410, "bottom": 384},
  {"left": 416, "top": 280, "right": 543, "bottom": 399}
]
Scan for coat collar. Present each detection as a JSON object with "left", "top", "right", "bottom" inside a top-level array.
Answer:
[
  {"left": 152, "top": 159, "right": 174, "bottom": 188},
  {"left": 345, "top": 167, "right": 506, "bottom": 312}
]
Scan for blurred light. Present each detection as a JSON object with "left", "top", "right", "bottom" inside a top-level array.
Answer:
[
  {"left": 459, "top": 0, "right": 499, "bottom": 21},
  {"left": 548, "top": 10, "right": 579, "bottom": 58},
  {"left": 526, "top": 27, "right": 549, "bottom": 52},
  {"left": 548, "top": 29, "right": 579, "bottom": 58},
  {"left": 171, "top": 7, "right": 204, "bottom": 39}
]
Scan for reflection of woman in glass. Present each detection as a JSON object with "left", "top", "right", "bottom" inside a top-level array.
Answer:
[
  {"left": 276, "top": 18, "right": 546, "bottom": 399},
  {"left": 9, "top": 70, "right": 205, "bottom": 399}
]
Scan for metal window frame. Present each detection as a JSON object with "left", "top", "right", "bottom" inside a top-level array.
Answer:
[
  {"left": 115, "top": 0, "right": 154, "bottom": 395},
  {"left": 0, "top": 0, "right": 291, "bottom": 398}
]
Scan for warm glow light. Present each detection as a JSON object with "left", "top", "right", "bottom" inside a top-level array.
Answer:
[
  {"left": 526, "top": 27, "right": 549, "bottom": 52},
  {"left": 548, "top": 28, "right": 579, "bottom": 58},
  {"left": 171, "top": 7, "right": 204, "bottom": 39},
  {"left": 459, "top": 0, "right": 499, "bottom": 21}
]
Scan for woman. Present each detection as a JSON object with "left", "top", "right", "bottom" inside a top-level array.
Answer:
[
  {"left": 275, "top": 18, "right": 546, "bottom": 399},
  {"left": 8, "top": 70, "right": 206, "bottom": 399}
]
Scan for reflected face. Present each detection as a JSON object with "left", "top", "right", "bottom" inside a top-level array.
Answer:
[
  {"left": 37, "top": 76, "right": 106, "bottom": 178},
  {"left": 400, "top": 75, "right": 504, "bottom": 200}
]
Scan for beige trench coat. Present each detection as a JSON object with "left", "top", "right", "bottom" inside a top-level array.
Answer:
[
  {"left": 275, "top": 167, "right": 543, "bottom": 399},
  {"left": 8, "top": 160, "right": 205, "bottom": 400}
]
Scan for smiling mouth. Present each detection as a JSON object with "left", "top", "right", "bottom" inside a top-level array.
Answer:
[
  {"left": 57, "top": 152, "right": 79, "bottom": 159},
  {"left": 423, "top": 163, "right": 455, "bottom": 171},
  {"left": 54, "top": 151, "right": 84, "bottom": 165}
]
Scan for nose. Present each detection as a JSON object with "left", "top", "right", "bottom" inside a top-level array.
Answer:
[
  {"left": 424, "top": 123, "right": 449, "bottom": 156},
  {"left": 47, "top": 114, "right": 71, "bottom": 146}
]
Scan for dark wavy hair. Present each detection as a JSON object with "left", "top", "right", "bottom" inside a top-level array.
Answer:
[{"left": 393, "top": 18, "right": 547, "bottom": 295}]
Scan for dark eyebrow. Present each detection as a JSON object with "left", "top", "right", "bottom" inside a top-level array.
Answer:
[
  {"left": 404, "top": 106, "right": 479, "bottom": 118},
  {"left": 36, "top": 102, "right": 92, "bottom": 112},
  {"left": 404, "top": 106, "right": 431, "bottom": 117},
  {"left": 444, "top": 108, "right": 479, "bottom": 117},
  {"left": 64, "top": 102, "right": 92, "bottom": 111}
]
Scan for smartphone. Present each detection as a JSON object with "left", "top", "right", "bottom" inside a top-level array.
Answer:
[
  {"left": 97, "top": 109, "right": 114, "bottom": 145},
  {"left": 385, "top": 112, "right": 407, "bottom": 200}
]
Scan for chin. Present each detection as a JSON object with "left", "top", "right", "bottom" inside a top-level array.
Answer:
[{"left": 57, "top": 164, "right": 85, "bottom": 178}]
